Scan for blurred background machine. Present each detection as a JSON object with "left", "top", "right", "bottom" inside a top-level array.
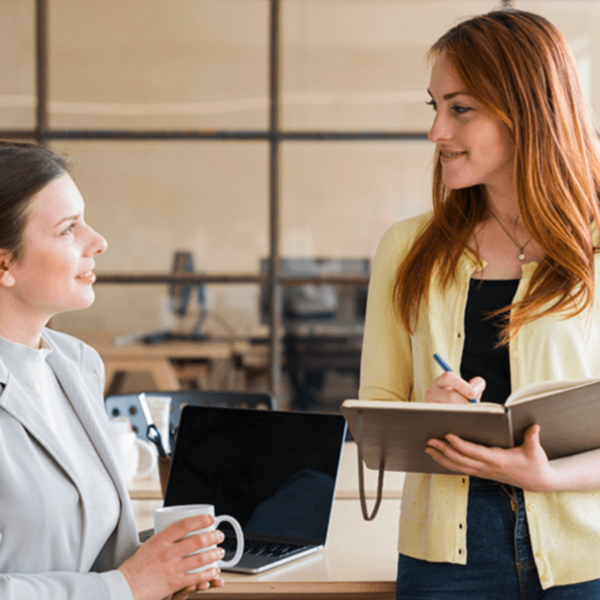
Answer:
[{"left": 260, "top": 258, "right": 369, "bottom": 411}]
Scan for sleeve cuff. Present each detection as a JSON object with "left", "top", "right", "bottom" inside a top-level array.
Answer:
[{"left": 98, "top": 570, "right": 134, "bottom": 600}]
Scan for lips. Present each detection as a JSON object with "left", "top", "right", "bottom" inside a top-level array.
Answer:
[
  {"left": 75, "top": 270, "right": 95, "bottom": 281},
  {"left": 440, "top": 150, "right": 467, "bottom": 158}
]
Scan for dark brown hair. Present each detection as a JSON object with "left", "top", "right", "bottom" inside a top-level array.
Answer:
[
  {"left": 393, "top": 9, "right": 600, "bottom": 343},
  {"left": 0, "top": 142, "right": 69, "bottom": 262}
]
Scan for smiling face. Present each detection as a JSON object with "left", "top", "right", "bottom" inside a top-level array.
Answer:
[
  {"left": 1, "top": 173, "right": 107, "bottom": 323},
  {"left": 427, "top": 53, "right": 516, "bottom": 198}
]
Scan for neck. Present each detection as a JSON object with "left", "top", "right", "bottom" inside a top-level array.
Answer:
[
  {"left": 0, "top": 300, "right": 47, "bottom": 349},
  {"left": 0, "top": 324, "right": 44, "bottom": 349},
  {"left": 483, "top": 180, "right": 519, "bottom": 222}
]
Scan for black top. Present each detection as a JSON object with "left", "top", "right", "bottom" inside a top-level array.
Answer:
[{"left": 460, "top": 278, "right": 520, "bottom": 405}]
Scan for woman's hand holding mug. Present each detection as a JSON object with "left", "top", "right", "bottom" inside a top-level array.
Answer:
[{"left": 118, "top": 513, "right": 226, "bottom": 600}]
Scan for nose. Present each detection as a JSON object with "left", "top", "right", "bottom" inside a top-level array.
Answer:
[
  {"left": 428, "top": 110, "right": 452, "bottom": 145},
  {"left": 85, "top": 225, "right": 108, "bottom": 257}
]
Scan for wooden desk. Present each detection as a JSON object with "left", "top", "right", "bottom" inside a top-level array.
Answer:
[
  {"left": 77, "top": 331, "right": 233, "bottom": 394},
  {"left": 132, "top": 497, "right": 399, "bottom": 599},
  {"left": 230, "top": 340, "right": 270, "bottom": 391},
  {"left": 128, "top": 441, "right": 405, "bottom": 501}
]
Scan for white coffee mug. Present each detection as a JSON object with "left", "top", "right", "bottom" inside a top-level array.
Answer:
[
  {"left": 108, "top": 417, "right": 157, "bottom": 482},
  {"left": 154, "top": 504, "right": 245, "bottom": 573}
]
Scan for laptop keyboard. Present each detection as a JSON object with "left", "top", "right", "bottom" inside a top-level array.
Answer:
[
  {"left": 140, "top": 528, "right": 312, "bottom": 560},
  {"left": 139, "top": 528, "right": 153, "bottom": 543},
  {"left": 222, "top": 536, "right": 312, "bottom": 559}
]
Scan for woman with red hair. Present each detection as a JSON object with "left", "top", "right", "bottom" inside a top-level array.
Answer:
[{"left": 360, "top": 9, "right": 600, "bottom": 598}]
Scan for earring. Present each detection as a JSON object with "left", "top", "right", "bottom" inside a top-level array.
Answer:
[{"left": 3, "top": 273, "right": 13, "bottom": 284}]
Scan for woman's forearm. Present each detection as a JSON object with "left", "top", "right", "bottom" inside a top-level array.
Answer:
[{"left": 545, "top": 448, "right": 600, "bottom": 492}]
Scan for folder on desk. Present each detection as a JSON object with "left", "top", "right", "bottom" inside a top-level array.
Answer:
[{"left": 163, "top": 405, "right": 347, "bottom": 573}]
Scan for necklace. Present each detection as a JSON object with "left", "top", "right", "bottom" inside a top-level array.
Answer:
[{"left": 488, "top": 209, "right": 533, "bottom": 261}]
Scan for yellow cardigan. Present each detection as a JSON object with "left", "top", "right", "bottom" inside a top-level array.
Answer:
[{"left": 359, "top": 212, "right": 600, "bottom": 589}]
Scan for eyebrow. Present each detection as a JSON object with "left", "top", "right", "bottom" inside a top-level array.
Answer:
[
  {"left": 54, "top": 214, "right": 80, "bottom": 228},
  {"left": 427, "top": 89, "right": 470, "bottom": 101}
]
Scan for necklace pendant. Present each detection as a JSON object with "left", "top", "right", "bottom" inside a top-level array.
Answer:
[{"left": 489, "top": 209, "right": 533, "bottom": 263}]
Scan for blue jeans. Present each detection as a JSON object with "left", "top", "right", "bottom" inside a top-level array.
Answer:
[{"left": 397, "top": 477, "right": 600, "bottom": 599}]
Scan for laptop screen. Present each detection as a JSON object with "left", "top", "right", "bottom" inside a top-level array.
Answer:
[{"left": 164, "top": 406, "right": 347, "bottom": 544}]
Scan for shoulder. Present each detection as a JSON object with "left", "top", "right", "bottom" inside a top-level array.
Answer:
[
  {"left": 42, "top": 328, "right": 104, "bottom": 375},
  {"left": 375, "top": 211, "right": 433, "bottom": 264},
  {"left": 367, "top": 212, "right": 434, "bottom": 299}
]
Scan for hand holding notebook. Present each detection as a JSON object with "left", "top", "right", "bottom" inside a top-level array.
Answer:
[{"left": 342, "top": 377, "right": 600, "bottom": 475}]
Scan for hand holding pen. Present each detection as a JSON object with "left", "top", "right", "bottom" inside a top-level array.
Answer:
[{"left": 432, "top": 353, "right": 482, "bottom": 404}]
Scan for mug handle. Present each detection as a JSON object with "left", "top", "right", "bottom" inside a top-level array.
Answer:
[
  {"left": 134, "top": 438, "right": 158, "bottom": 478},
  {"left": 214, "top": 515, "right": 245, "bottom": 568}
]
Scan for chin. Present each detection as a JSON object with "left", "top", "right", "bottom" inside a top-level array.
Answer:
[
  {"left": 80, "top": 295, "right": 96, "bottom": 310},
  {"left": 67, "top": 292, "right": 96, "bottom": 312},
  {"left": 443, "top": 179, "right": 477, "bottom": 191}
]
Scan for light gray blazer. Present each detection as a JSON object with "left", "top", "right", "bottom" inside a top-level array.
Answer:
[{"left": 0, "top": 328, "right": 140, "bottom": 600}]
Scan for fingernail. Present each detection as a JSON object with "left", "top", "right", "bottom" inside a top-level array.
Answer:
[
  {"left": 219, "top": 548, "right": 225, "bottom": 557},
  {"left": 217, "top": 530, "right": 225, "bottom": 542}
]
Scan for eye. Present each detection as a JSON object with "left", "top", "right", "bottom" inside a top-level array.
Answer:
[
  {"left": 451, "top": 104, "right": 473, "bottom": 115},
  {"left": 425, "top": 99, "right": 437, "bottom": 111},
  {"left": 60, "top": 223, "right": 75, "bottom": 236}
]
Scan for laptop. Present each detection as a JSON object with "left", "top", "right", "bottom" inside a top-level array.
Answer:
[{"left": 162, "top": 405, "right": 347, "bottom": 573}]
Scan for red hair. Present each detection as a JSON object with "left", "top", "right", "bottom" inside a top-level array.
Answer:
[{"left": 394, "top": 9, "right": 600, "bottom": 343}]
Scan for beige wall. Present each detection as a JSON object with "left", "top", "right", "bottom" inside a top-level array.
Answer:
[{"left": 1, "top": 0, "right": 599, "bottom": 336}]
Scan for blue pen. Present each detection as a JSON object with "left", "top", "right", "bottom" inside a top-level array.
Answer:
[{"left": 433, "top": 353, "right": 479, "bottom": 403}]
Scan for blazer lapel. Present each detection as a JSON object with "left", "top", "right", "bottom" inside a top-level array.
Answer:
[
  {"left": 0, "top": 365, "right": 82, "bottom": 485},
  {"left": 46, "top": 351, "right": 128, "bottom": 497}
]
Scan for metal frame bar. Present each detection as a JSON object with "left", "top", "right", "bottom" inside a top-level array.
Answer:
[
  {"left": 0, "top": 129, "right": 430, "bottom": 142},
  {"left": 35, "top": 0, "right": 49, "bottom": 145},
  {"left": 94, "top": 273, "right": 369, "bottom": 286},
  {"left": 267, "top": 0, "right": 283, "bottom": 396}
]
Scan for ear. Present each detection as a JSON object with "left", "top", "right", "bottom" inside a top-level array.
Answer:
[{"left": 0, "top": 256, "right": 15, "bottom": 288}]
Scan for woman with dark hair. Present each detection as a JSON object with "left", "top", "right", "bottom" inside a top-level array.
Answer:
[
  {"left": 360, "top": 10, "right": 600, "bottom": 599},
  {"left": 0, "top": 142, "right": 225, "bottom": 599}
]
